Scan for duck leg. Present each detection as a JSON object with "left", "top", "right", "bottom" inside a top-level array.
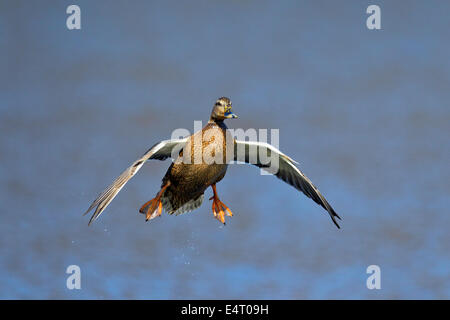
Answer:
[
  {"left": 209, "top": 183, "right": 233, "bottom": 225},
  {"left": 139, "top": 181, "right": 170, "bottom": 221}
]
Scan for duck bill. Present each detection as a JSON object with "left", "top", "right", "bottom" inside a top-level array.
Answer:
[{"left": 225, "top": 112, "right": 238, "bottom": 119}]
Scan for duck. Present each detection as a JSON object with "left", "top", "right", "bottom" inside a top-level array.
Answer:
[{"left": 84, "top": 97, "right": 342, "bottom": 228}]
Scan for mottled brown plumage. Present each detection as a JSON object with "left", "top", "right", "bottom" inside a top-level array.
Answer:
[
  {"left": 159, "top": 121, "right": 233, "bottom": 215},
  {"left": 138, "top": 97, "right": 237, "bottom": 222}
]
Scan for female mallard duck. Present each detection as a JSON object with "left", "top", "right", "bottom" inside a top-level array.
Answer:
[{"left": 84, "top": 97, "right": 341, "bottom": 228}]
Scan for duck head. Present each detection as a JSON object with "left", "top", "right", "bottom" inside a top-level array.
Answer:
[{"left": 210, "top": 97, "right": 237, "bottom": 122}]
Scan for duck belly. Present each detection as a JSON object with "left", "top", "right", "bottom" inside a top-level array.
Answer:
[{"left": 161, "top": 162, "right": 228, "bottom": 214}]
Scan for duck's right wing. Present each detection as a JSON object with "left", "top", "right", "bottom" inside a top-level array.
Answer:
[{"left": 83, "top": 138, "right": 187, "bottom": 225}]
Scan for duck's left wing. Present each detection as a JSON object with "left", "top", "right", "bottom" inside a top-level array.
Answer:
[
  {"left": 84, "top": 138, "right": 187, "bottom": 225},
  {"left": 233, "top": 140, "right": 342, "bottom": 228}
]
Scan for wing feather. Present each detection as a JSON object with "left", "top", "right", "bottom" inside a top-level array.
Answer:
[
  {"left": 84, "top": 138, "right": 187, "bottom": 225},
  {"left": 234, "top": 140, "right": 341, "bottom": 228}
]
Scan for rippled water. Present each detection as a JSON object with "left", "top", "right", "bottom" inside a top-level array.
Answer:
[{"left": 1, "top": 0, "right": 449, "bottom": 299}]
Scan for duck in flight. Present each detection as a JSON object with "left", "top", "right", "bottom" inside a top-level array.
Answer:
[{"left": 84, "top": 97, "right": 341, "bottom": 228}]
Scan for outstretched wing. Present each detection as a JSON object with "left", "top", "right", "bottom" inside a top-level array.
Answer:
[
  {"left": 84, "top": 138, "right": 187, "bottom": 225},
  {"left": 234, "top": 140, "right": 342, "bottom": 228}
]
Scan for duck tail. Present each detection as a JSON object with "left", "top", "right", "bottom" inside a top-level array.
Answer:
[{"left": 161, "top": 192, "right": 204, "bottom": 216}]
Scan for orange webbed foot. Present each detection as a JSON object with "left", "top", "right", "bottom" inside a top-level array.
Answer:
[
  {"left": 209, "top": 184, "right": 233, "bottom": 225},
  {"left": 139, "top": 198, "right": 162, "bottom": 221},
  {"left": 139, "top": 182, "right": 169, "bottom": 222}
]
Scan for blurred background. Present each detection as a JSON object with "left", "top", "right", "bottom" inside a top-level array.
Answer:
[{"left": 1, "top": 0, "right": 449, "bottom": 299}]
